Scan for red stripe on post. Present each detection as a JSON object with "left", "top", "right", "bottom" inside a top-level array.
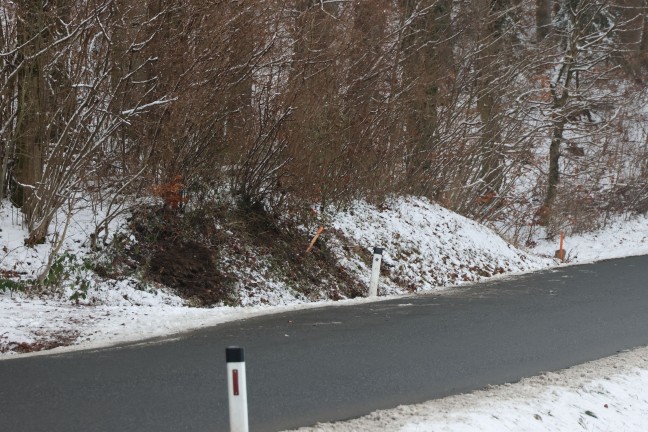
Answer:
[{"left": 232, "top": 369, "right": 239, "bottom": 396}]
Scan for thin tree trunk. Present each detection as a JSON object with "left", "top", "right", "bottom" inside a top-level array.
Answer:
[
  {"left": 639, "top": 0, "right": 648, "bottom": 71},
  {"left": 544, "top": 118, "right": 566, "bottom": 220},
  {"left": 0, "top": 19, "right": 6, "bottom": 199},
  {"left": 0, "top": 139, "right": 11, "bottom": 200},
  {"left": 477, "top": 91, "right": 503, "bottom": 196}
]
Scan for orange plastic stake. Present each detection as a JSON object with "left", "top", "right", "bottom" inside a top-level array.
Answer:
[
  {"left": 559, "top": 232, "right": 565, "bottom": 262},
  {"left": 306, "top": 226, "right": 325, "bottom": 253}
]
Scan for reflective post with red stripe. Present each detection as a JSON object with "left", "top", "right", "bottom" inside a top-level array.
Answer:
[
  {"left": 368, "top": 247, "right": 384, "bottom": 297},
  {"left": 226, "top": 347, "right": 248, "bottom": 432}
]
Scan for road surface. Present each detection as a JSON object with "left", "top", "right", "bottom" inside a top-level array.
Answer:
[{"left": 1, "top": 255, "right": 648, "bottom": 431}]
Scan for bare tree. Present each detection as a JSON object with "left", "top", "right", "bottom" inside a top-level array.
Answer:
[
  {"left": 2, "top": 0, "right": 173, "bottom": 245},
  {"left": 0, "top": 2, "right": 17, "bottom": 199},
  {"left": 2, "top": 0, "right": 647, "bottom": 253},
  {"left": 539, "top": 1, "right": 616, "bottom": 226},
  {"left": 474, "top": 0, "right": 522, "bottom": 201}
]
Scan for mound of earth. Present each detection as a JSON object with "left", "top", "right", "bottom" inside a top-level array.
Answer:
[
  {"left": 147, "top": 240, "right": 235, "bottom": 305},
  {"left": 125, "top": 205, "right": 364, "bottom": 306}
]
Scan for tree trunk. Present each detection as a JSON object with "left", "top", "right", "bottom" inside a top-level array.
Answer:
[
  {"left": 611, "top": 0, "right": 646, "bottom": 76},
  {"left": 639, "top": 0, "right": 648, "bottom": 71},
  {"left": 13, "top": 0, "right": 75, "bottom": 245},
  {"left": 477, "top": 91, "right": 504, "bottom": 197},
  {"left": 13, "top": 1, "right": 46, "bottom": 230},
  {"left": 616, "top": 0, "right": 644, "bottom": 47},
  {"left": 400, "top": 0, "right": 451, "bottom": 196},
  {"left": 0, "top": 18, "right": 7, "bottom": 199},
  {"left": 536, "top": 0, "right": 553, "bottom": 42},
  {"left": 475, "top": 0, "right": 512, "bottom": 200},
  {"left": 544, "top": 118, "right": 566, "bottom": 222},
  {"left": 0, "top": 142, "right": 8, "bottom": 200}
]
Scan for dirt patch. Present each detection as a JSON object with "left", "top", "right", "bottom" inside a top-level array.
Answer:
[
  {"left": 1, "top": 330, "right": 80, "bottom": 354},
  {"left": 120, "top": 204, "right": 365, "bottom": 305},
  {"left": 147, "top": 240, "right": 235, "bottom": 305}
]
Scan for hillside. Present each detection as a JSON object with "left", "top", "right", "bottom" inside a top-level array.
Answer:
[{"left": 1, "top": 195, "right": 556, "bottom": 355}]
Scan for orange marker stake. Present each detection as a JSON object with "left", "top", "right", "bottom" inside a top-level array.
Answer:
[
  {"left": 306, "top": 226, "right": 325, "bottom": 254},
  {"left": 559, "top": 232, "right": 565, "bottom": 262}
]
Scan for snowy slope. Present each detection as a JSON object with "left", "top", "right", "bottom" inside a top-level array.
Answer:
[{"left": 331, "top": 197, "right": 552, "bottom": 293}]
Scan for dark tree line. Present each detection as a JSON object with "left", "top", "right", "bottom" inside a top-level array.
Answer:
[{"left": 1, "top": 0, "right": 648, "bottom": 246}]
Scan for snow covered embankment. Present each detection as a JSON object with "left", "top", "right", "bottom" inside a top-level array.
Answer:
[{"left": 331, "top": 197, "right": 553, "bottom": 294}]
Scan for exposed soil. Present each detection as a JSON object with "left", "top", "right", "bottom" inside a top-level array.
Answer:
[
  {"left": 124, "top": 205, "right": 363, "bottom": 306},
  {"left": 148, "top": 240, "right": 235, "bottom": 305},
  {"left": 1, "top": 330, "right": 79, "bottom": 354}
]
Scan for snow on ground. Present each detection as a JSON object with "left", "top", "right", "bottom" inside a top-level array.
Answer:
[
  {"left": 530, "top": 213, "right": 648, "bottom": 263},
  {"left": 287, "top": 344, "right": 648, "bottom": 432},
  {"left": 0, "top": 291, "right": 366, "bottom": 356},
  {"left": 330, "top": 197, "right": 552, "bottom": 293},
  {"left": 2, "top": 197, "right": 648, "bottom": 429},
  {"left": 0, "top": 199, "right": 330, "bottom": 354}
]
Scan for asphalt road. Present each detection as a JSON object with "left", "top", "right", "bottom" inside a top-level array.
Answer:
[{"left": 2, "top": 255, "right": 648, "bottom": 431}]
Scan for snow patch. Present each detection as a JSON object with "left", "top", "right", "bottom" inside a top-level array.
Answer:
[
  {"left": 331, "top": 197, "right": 553, "bottom": 292},
  {"left": 287, "top": 345, "right": 648, "bottom": 432}
]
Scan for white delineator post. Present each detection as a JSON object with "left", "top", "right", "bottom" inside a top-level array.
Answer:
[
  {"left": 368, "top": 247, "right": 384, "bottom": 297},
  {"left": 226, "top": 346, "right": 249, "bottom": 432}
]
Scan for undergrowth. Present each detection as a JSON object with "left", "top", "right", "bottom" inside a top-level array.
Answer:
[{"left": 120, "top": 203, "right": 363, "bottom": 306}]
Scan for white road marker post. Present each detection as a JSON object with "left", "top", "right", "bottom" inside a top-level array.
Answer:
[
  {"left": 226, "top": 346, "right": 249, "bottom": 432},
  {"left": 368, "top": 247, "right": 384, "bottom": 297}
]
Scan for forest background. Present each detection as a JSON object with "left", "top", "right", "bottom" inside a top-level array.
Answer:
[{"left": 1, "top": 0, "right": 648, "bottom": 299}]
